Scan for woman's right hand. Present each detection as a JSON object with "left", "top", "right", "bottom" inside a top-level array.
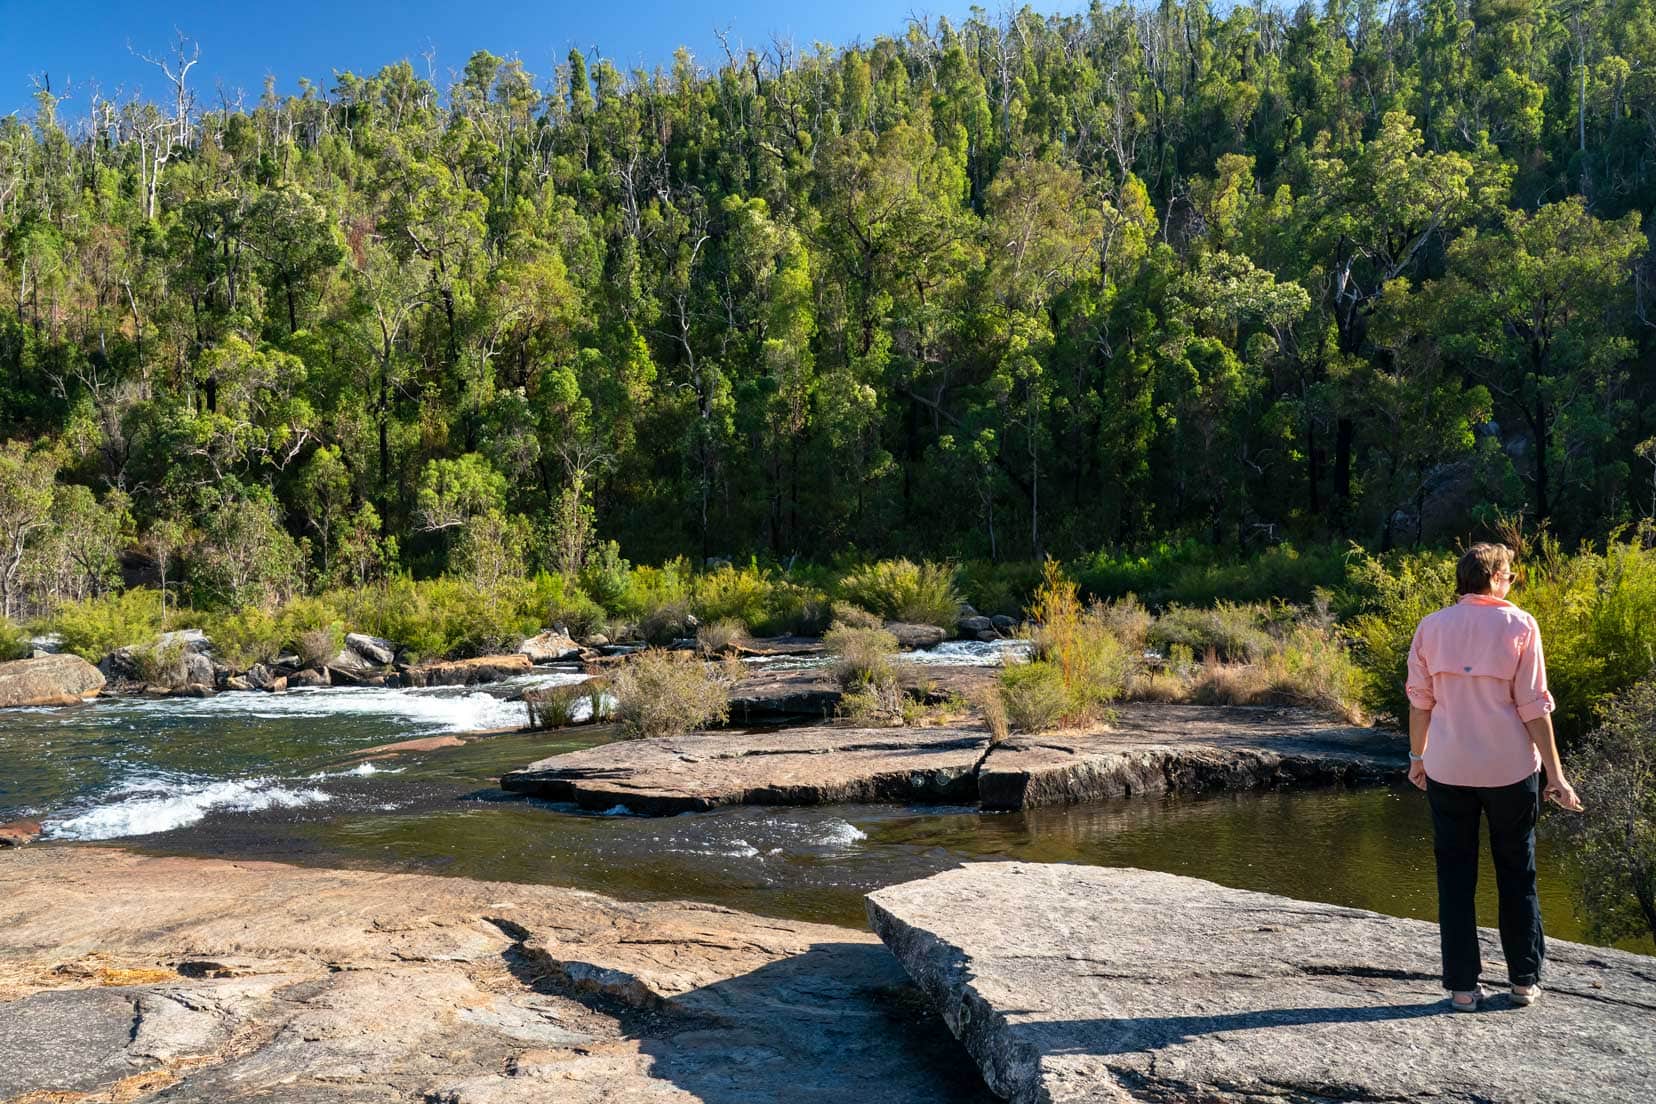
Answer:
[{"left": 1543, "top": 775, "right": 1584, "bottom": 812}]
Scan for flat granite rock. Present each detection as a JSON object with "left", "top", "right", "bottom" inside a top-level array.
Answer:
[
  {"left": 0, "top": 847, "right": 991, "bottom": 1104},
  {"left": 504, "top": 703, "right": 1399, "bottom": 816},
  {"left": 978, "top": 702, "right": 1399, "bottom": 810},
  {"left": 502, "top": 724, "right": 992, "bottom": 813},
  {"left": 867, "top": 862, "right": 1656, "bottom": 1104}
]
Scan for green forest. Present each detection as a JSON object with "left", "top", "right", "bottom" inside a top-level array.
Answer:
[{"left": 3, "top": 0, "right": 1655, "bottom": 624}]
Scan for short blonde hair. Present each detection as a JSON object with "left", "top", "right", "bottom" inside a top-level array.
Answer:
[{"left": 1457, "top": 542, "right": 1514, "bottom": 596}]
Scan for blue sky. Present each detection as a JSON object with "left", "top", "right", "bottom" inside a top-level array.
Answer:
[{"left": 0, "top": 0, "right": 1080, "bottom": 118}]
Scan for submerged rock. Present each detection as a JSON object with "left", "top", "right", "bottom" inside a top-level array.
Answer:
[
  {"left": 868, "top": 862, "right": 1656, "bottom": 1104},
  {"left": 0, "top": 847, "right": 990, "bottom": 1104},
  {"left": 0, "top": 653, "right": 105, "bottom": 707}
]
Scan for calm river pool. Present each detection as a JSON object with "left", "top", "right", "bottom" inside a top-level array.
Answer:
[{"left": 3, "top": 675, "right": 1647, "bottom": 955}]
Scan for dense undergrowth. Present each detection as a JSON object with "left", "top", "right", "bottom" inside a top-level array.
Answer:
[{"left": 12, "top": 529, "right": 1656, "bottom": 744}]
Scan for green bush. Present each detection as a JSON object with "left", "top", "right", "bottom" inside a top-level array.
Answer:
[
  {"left": 841, "top": 677, "right": 906, "bottom": 725},
  {"left": 611, "top": 649, "right": 732, "bottom": 739},
  {"left": 827, "top": 601, "right": 883, "bottom": 631},
  {"left": 130, "top": 636, "right": 187, "bottom": 688},
  {"left": 1146, "top": 602, "right": 1274, "bottom": 663},
  {"left": 1560, "top": 676, "right": 1656, "bottom": 944},
  {"left": 998, "top": 661, "right": 1070, "bottom": 733},
  {"left": 839, "top": 559, "right": 962, "bottom": 626},
  {"left": 692, "top": 562, "right": 774, "bottom": 628},
  {"left": 45, "top": 588, "right": 166, "bottom": 660},
  {"left": 1077, "top": 539, "right": 1352, "bottom": 607},
  {"left": 0, "top": 620, "right": 31, "bottom": 661},
  {"left": 204, "top": 606, "right": 284, "bottom": 670},
  {"left": 637, "top": 598, "right": 696, "bottom": 645},
  {"left": 578, "top": 541, "right": 633, "bottom": 612},
  {"left": 1341, "top": 550, "right": 1458, "bottom": 726},
  {"left": 295, "top": 623, "right": 345, "bottom": 668}
]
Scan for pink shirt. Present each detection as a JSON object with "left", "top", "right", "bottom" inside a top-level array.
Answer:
[{"left": 1404, "top": 593, "right": 1553, "bottom": 787}]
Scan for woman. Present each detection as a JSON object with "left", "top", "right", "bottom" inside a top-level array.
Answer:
[{"left": 1404, "top": 542, "right": 1583, "bottom": 1013}]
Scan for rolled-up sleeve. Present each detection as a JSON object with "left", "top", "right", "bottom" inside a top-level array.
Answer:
[
  {"left": 1513, "top": 617, "right": 1555, "bottom": 722},
  {"left": 1405, "top": 625, "right": 1435, "bottom": 710}
]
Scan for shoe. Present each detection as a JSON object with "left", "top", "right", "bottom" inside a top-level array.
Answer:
[
  {"left": 1511, "top": 984, "right": 1540, "bottom": 1006},
  {"left": 1449, "top": 986, "right": 1484, "bottom": 1012}
]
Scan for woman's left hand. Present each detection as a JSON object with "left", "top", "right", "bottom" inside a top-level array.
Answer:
[{"left": 1407, "top": 759, "right": 1428, "bottom": 790}]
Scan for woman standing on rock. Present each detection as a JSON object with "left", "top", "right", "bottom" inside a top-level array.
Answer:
[{"left": 1404, "top": 542, "right": 1583, "bottom": 1013}]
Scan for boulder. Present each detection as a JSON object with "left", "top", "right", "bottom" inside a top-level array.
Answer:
[
  {"left": 517, "top": 629, "right": 583, "bottom": 664},
  {"left": 990, "top": 614, "right": 1017, "bottom": 632},
  {"left": 287, "top": 668, "right": 329, "bottom": 689},
  {"left": 957, "top": 615, "right": 995, "bottom": 637},
  {"left": 222, "top": 676, "right": 252, "bottom": 692},
  {"left": 184, "top": 651, "right": 216, "bottom": 688},
  {"left": 0, "top": 654, "right": 106, "bottom": 707},
  {"left": 244, "top": 663, "right": 278, "bottom": 691},
  {"left": 584, "top": 633, "right": 611, "bottom": 648},
  {"left": 404, "top": 653, "right": 533, "bottom": 687},
  {"left": 345, "top": 632, "right": 397, "bottom": 666},
  {"left": 326, "top": 646, "right": 384, "bottom": 680},
  {"left": 884, "top": 621, "right": 948, "bottom": 650},
  {"left": 868, "top": 862, "right": 1656, "bottom": 1104},
  {"left": 0, "top": 818, "right": 43, "bottom": 847}
]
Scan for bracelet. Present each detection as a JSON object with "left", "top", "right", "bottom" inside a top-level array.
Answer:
[{"left": 1408, "top": 751, "right": 1425, "bottom": 762}]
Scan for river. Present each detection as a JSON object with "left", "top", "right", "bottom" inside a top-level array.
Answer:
[{"left": 3, "top": 658, "right": 1647, "bottom": 955}]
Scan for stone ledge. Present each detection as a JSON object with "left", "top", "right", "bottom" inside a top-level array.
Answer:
[{"left": 867, "top": 862, "right": 1656, "bottom": 1104}]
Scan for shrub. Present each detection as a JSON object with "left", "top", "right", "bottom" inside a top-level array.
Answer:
[
  {"left": 998, "top": 661, "right": 1070, "bottom": 733},
  {"left": 0, "top": 619, "right": 30, "bottom": 661},
  {"left": 976, "top": 687, "right": 1010, "bottom": 744},
  {"left": 45, "top": 588, "right": 166, "bottom": 661},
  {"left": 841, "top": 677, "right": 907, "bottom": 725},
  {"left": 758, "top": 581, "right": 832, "bottom": 636},
  {"left": 824, "top": 623, "right": 900, "bottom": 690},
  {"left": 637, "top": 598, "right": 696, "bottom": 645},
  {"left": 578, "top": 541, "right": 633, "bottom": 612},
  {"left": 206, "top": 606, "right": 284, "bottom": 670},
  {"left": 525, "top": 683, "right": 586, "bottom": 729},
  {"left": 827, "top": 601, "right": 883, "bottom": 631},
  {"left": 295, "top": 623, "right": 345, "bottom": 668},
  {"left": 1023, "top": 560, "right": 1134, "bottom": 724},
  {"left": 1342, "top": 549, "right": 1458, "bottom": 726},
  {"left": 692, "top": 561, "right": 775, "bottom": 630},
  {"left": 1559, "top": 676, "right": 1656, "bottom": 944},
  {"left": 1077, "top": 539, "right": 1352, "bottom": 607},
  {"left": 1098, "top": 594, "right": 1152, "bottom": 652},
  {"left": 697, "top": 618, "right": 749, "bottom": 657},
  {"left": 1145, "top": 602, "right": 1274, "bottom": 664},
  {"left": 611, "top": 649, "right": 732, "bottom": 739},
  {"left": 839, "top": 559, "right": 962, "bottom": 626},
  {"left": 130, "top": 637, "right": 187, "bottom": 688},
  {"left": 546, "top": 578, "right": 609, "bottom": 639}
]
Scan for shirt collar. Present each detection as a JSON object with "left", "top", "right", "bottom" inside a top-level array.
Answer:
[{"left": 1457, "top": 593, "right": 1513, "bottom": 608}]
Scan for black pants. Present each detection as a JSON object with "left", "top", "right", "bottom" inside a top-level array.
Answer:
[{"left": 1426, "top": 772, "right": 1545, "bottom": 991}]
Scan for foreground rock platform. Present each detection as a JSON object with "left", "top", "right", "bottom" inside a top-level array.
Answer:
[
  {"left": 503, "top": 703, "right": 1399, "bottom": 815},
  {"left": 0, "top": 847, "right": 990, "bottom": 1103},
  {"left": 867, "top": 862, "right": 1656, "bottom": 1104}
]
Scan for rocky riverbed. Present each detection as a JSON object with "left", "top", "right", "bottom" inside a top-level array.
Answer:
[
  {"left": 0, "top": 847, "right": 990, "bottom": 1103},
  {"left": 867, "top": 862, "right": 1656, "bottom": 1104},
  {"left": 502, "top": 702, "right": 1400, "bottom": 814}
]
